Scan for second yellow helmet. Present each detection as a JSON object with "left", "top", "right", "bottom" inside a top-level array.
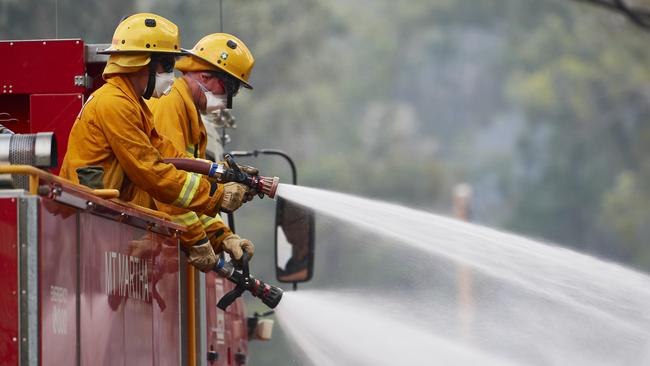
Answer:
[{"left": 177, "top": 33, "right": 255, "bottom": 89}]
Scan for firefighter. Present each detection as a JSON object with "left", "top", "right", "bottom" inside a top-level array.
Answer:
[
  {"left": 147, "top": 33, "right": 256, "bottom": 261},
  {"left": 60, "top": 13, "right": 250, "bottom": 271}
]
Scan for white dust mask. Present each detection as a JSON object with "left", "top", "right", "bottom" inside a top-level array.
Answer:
[
  {"left": 196, "top": 80, "right": 226, "bottom": 113},
  {"left": 152, "top": 72, "right": 174, "bottom": 98}
]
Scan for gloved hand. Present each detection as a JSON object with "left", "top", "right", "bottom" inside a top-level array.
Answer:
[
  {"left": 243, "top": 190, "right": 256, "bottom": 203},
  {"left": 187, "top": 238, "right": 218, "bottom": 272},
  {"left": 236, "top": 165, "right": 259, "bottom": 202},
  {"left": 238, "top": 164, "right": 259, "bottom": 176},
  {"left": 220, "top": 234, "right": 255, "bottom": 261},
  {"left": 221, "top": 182, "right": 249, "bottom": 213}
]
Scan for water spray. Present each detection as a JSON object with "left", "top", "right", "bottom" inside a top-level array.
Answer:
[
  {"left": 213, "top": 251, "right": 284, "bottom": 310},
  {"left": 163, "top": 154, "right": 279, "bottom": 198}
]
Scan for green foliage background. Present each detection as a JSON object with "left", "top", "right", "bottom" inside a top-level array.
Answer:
[{"left": 4, "top": 0, "right": 650, "bottom": 363}]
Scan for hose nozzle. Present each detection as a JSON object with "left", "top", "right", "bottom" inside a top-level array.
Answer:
[
  {"left": 214, "top": 252, "right": 284, "bottom": 310},
  {"left": 252, "top": 277, "right": 284, "bottom": 309},
  {"left": 254, "top": 175, "right": 279, "bottom": 199},
  {"left": 162, "top": 156, "right": 280, "bottom": 199},
  {"left": 223, "top": 154, "right": 279, "bottom": 198}
]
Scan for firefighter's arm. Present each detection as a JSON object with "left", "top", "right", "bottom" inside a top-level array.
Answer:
[
  {"left": 97, "top": 97, "right": 222, "bottom": 216},
  {"left": 207, "top": 217, "right": 255, "bottom": 261},
  {"left": 158, "top": 202, "right": 209, "bottom": 247},
  {"left": 154, "top": 197, "right": 221, "bottom": 272},
  {"left": 204, "top": 214, "right": 233, "bottom": 246},
  {"left": 170, "top": 212, "right": 220, "bottom": 273}
]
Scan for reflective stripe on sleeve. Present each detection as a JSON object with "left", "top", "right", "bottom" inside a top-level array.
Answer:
[
  {"left": 172, "top": 211, "right": 201, "bottom": 226},
  {"left": 199, "top": 214, "right": 224, "bottom": 229},
  {"left": 185, "top": 145, "right": 196, "bottom": 157},
  {"left": 173, "top": 172, "right": 201, "bottom": 208}
]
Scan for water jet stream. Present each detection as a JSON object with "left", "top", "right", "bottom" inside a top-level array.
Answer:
[{"left": 274, "top": 184, "right": 650, "bottom": 366}]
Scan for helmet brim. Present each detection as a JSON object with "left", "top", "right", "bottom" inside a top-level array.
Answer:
[{"left": 97, "top": 48, "right": 189, "bottom": 56}]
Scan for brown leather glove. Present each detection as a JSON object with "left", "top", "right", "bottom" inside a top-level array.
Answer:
[
  {"left": 220, "top": 234, "right": 255, "bottom": 261},
  {"left": 187, "top": 239, "right": 218, "bottom": 272},
  {"left": 239, "top": 165, "right": 259, "bottom": 176},
  {"left": 221, "top": 182, "right": 248, "bottom": 213},
  {"left": 224, "top": 159, "right": 258, "bottom": 176}
]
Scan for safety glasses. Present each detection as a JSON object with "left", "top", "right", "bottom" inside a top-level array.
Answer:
[
  {"left": 153, "top": 55, "right": 176, "bottom": 73},
  {"left": 211, "top": 71, "right": 240, "bottom": 97}
]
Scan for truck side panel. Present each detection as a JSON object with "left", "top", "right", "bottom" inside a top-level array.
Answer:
[
  {"left": 0, "top": 198, "right": 18, "bottom": 366},
  {"left": 204, "top": 272, "right": 248, "bottom": 366},
  {"left": 80, "top": 212, "right": 181, "bottom": 365},
  {"left": 40, "top": 200, "right": 78, "bottom": 366},
  {"left": 77, "top": 212, "right": 181, "bottom": 365},
  {"left": 153, "top": 236, "right": 182, "bottom": 366},
  {"left": 206, "top": 272, "right": 228, "bottom": 365},
  {"left": 79, "top": 213, "right": 128, "bottom": 365}
]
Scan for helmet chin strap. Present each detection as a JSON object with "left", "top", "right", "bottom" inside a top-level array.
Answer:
[
  {"left": 224, "top": 78, "right": 239, "bottom": 109},
  {"left": 142, "top": 59, "right": 157, "bottom": 100}
]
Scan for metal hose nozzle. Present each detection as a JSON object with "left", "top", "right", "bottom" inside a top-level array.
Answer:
[{"left": 214, "top": 253, "right": 284, "bottom": 310}]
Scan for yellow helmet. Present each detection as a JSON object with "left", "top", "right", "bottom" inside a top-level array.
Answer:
[
  {"left": 177, "top": 33, "right": 255, "bottom": 89},
  {"left": 99, "top": 13, "right": 186, "bottom": 55}
]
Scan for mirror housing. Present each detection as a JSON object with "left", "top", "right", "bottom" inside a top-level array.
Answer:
[{"left": 275, "top": 197, "right": 315, "bottom": 283}]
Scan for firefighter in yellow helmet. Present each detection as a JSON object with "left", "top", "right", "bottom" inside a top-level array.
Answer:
[
  {"left": 147, "top": 33, "right": 256, "bottom": 261},
  {"left": 60, "top": 14, "right": 251, "bottom": 271}
]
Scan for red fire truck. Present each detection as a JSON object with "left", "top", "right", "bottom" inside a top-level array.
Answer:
[{"left": 0, "top": 39, "right": 315, "bottom": 366}]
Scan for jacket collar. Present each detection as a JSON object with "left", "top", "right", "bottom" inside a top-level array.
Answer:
[{"left": 106, "top": 74, "right": 153, "bottom": 119}]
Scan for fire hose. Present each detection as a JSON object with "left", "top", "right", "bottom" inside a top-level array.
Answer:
[{"left": 163, "top": 154, "right": 279, "bottom": 199}]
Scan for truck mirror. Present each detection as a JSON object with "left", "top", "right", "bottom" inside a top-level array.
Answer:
[{"left": 275, "top": 197, "right": 315, "bottom": 283}]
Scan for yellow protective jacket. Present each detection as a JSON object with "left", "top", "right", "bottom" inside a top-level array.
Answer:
[
  {"left": 60, "top": 74, "right": 224, "bottom": 217},
  {"left": 147, "top": 77, "right": 232, "bottom": 248}
]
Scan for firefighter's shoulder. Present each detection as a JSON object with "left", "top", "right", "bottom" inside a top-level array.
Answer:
[{"left": 91, "top": 87, "right": 143, "bottom": 127}]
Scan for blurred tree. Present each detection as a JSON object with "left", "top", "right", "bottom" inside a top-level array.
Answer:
[
  {"left": 601, "top": 171, "right": 650, "bottom": 266},
  {"left": 571, "top": 0, "right": 650, "bottom": 31},
  {"left": 504, "top": 1, "right": 650, "bottom": 267}
]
